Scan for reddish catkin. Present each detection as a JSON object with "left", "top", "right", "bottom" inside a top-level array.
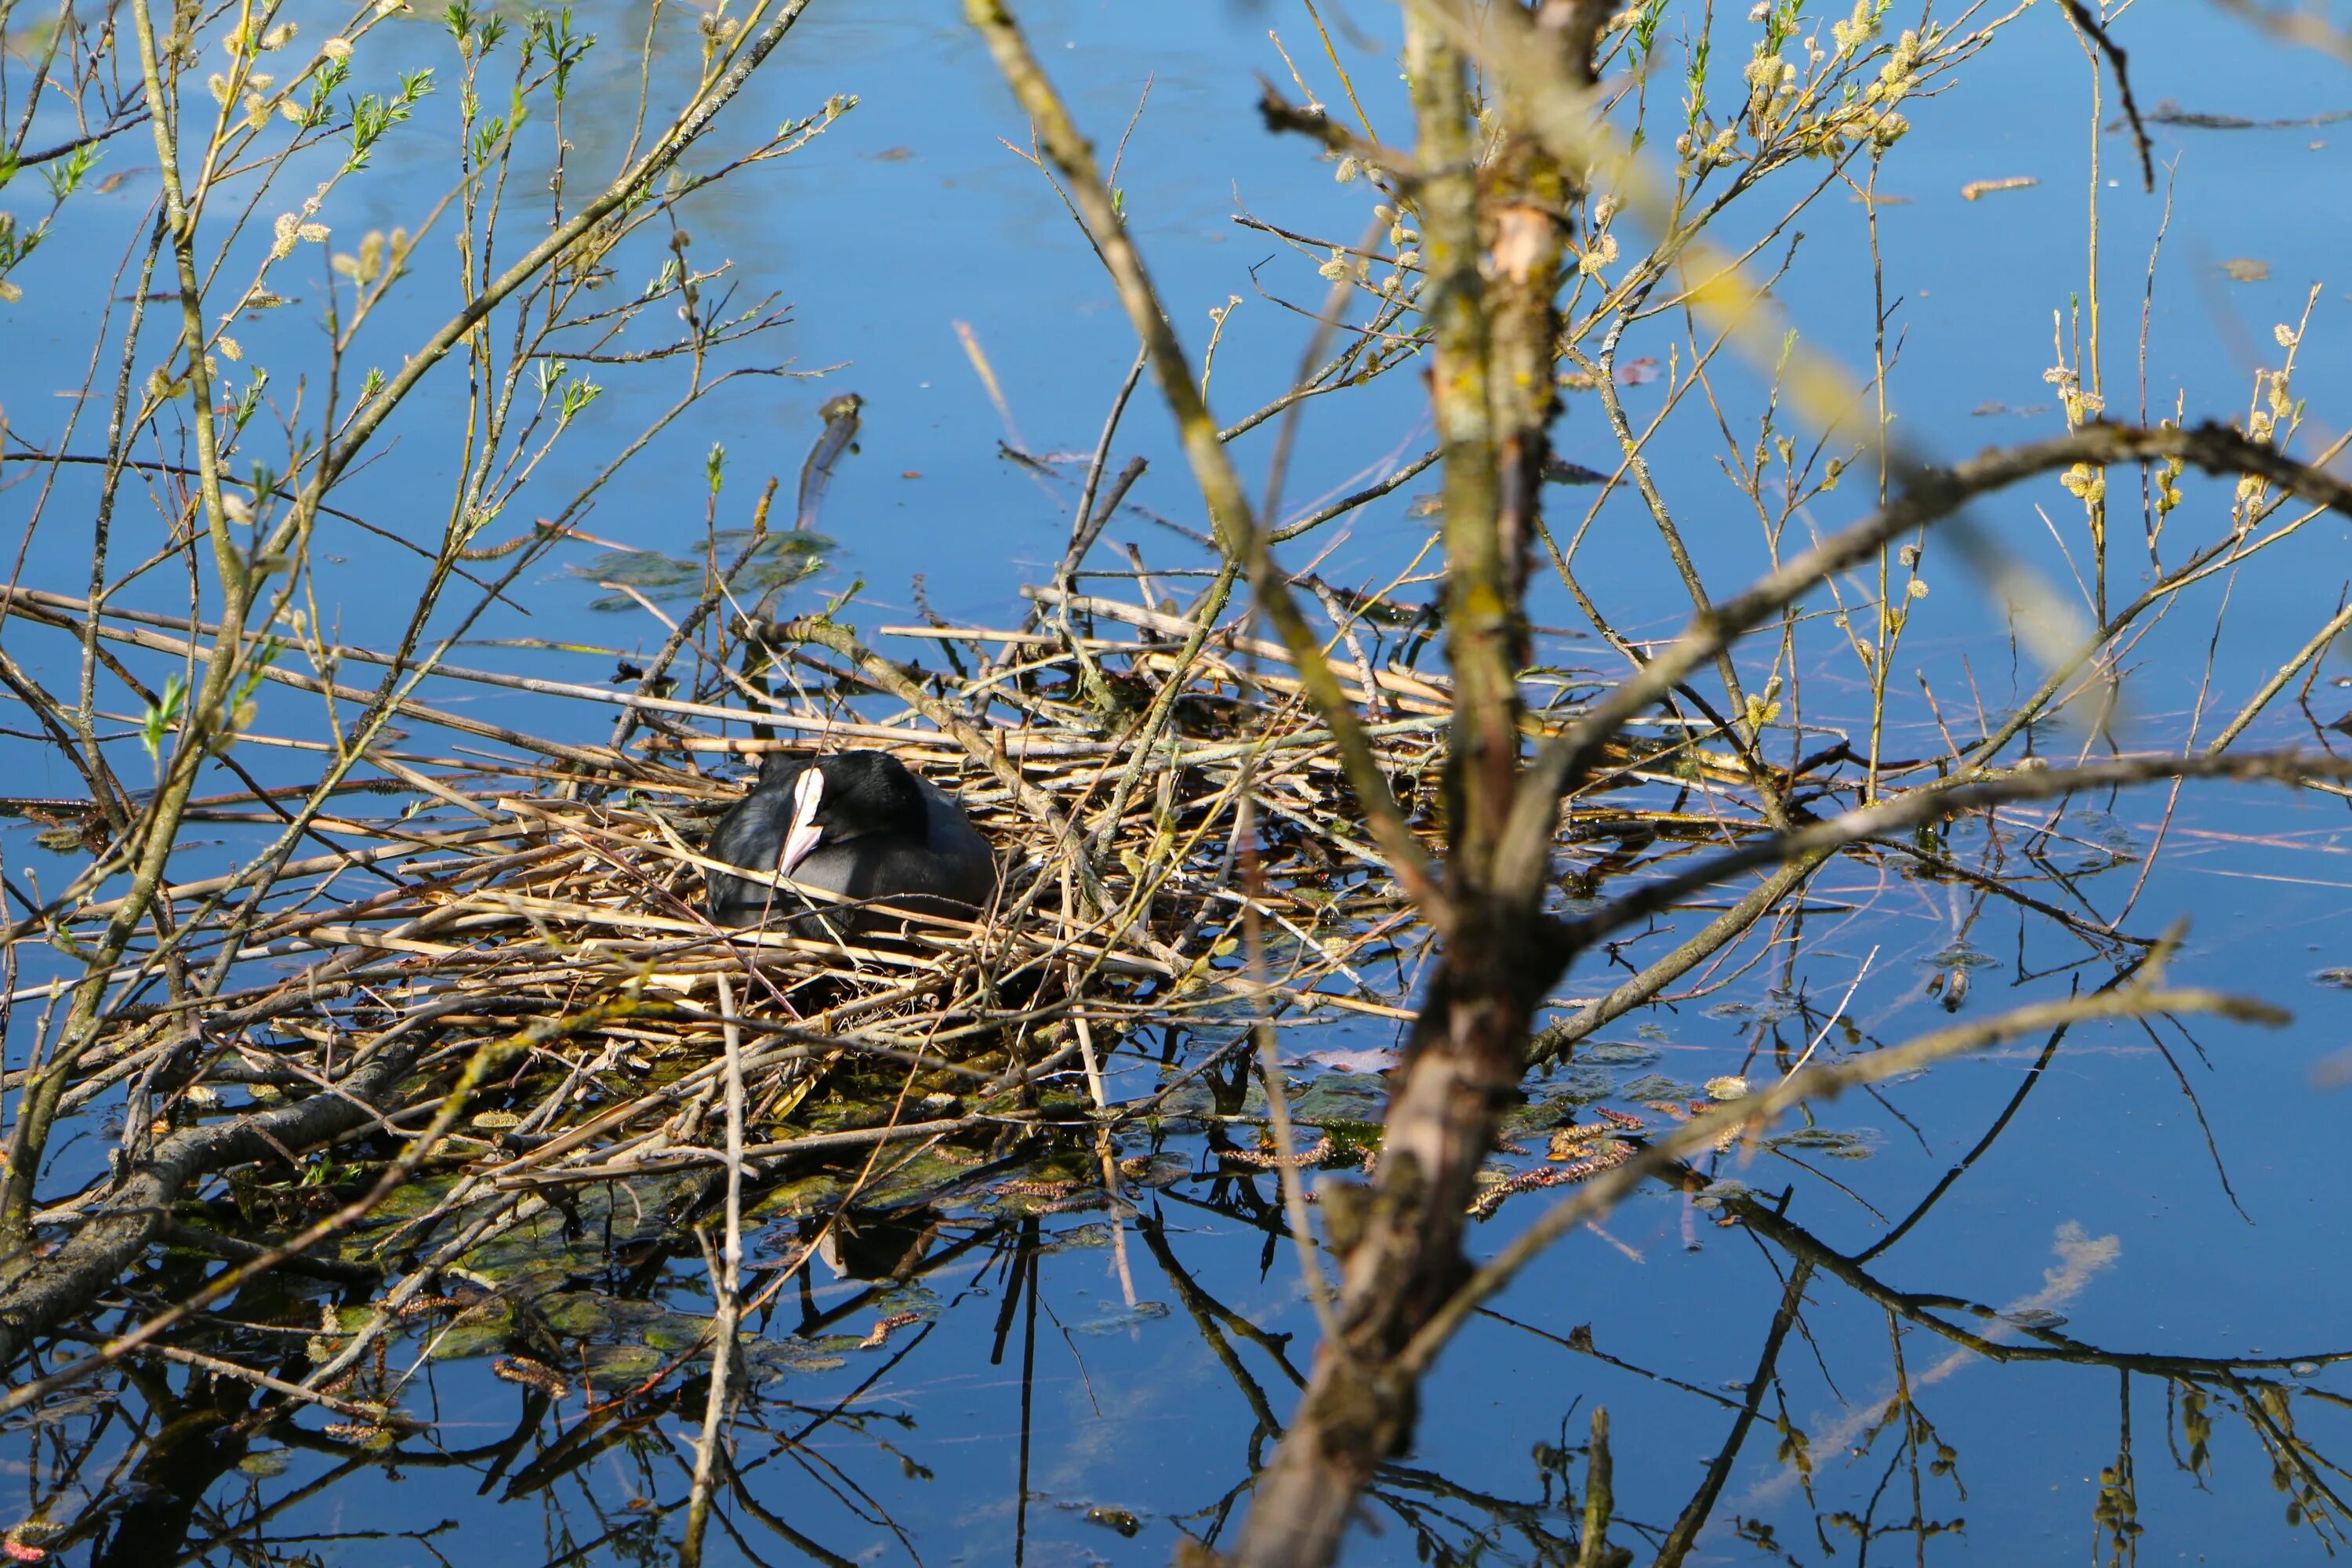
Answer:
[
  {"left": 1470, "top": 1141, "right": 1637, "bottom": 1219},
  {"left": 1221, "top": 1134, "right": 1333, "bottom": 1169},
  {"left": 492, "top": 1356, "right": 572, "bottom": 1401},
  {"left": 859, "top": 1311, "right": 922, "bottom": 1348}
]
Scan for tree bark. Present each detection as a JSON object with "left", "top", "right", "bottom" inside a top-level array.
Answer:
[{"left": 0, "top": 1046, "right": 414, "bottom": 1368}]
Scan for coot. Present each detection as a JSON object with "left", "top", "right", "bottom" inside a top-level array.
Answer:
[{"left": 704, "top": 750, "right": 997, "bottom": 933}]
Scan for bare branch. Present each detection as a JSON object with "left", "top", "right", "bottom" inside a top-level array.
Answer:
[
  {"left": 962, "top": 0, "right": 1446, "bottom": 922},
  {"left": 1554, "top": 746, "right": 2352, "bottom": 961},
  {"left": 1499, "top": 420, "right": 2352, "bottom": 890}
]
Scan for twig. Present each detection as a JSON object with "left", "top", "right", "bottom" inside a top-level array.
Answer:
[{"left": 963, "top": 0, "right": 1446, "bottom": 924}]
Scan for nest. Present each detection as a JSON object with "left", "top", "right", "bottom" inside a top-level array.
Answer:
[
  {"left": 0, "top": 575, "right": 1820, "bottom": 1417},
  {"left": 29, "top": 580, "right": 1771, "bottom": 1218}
]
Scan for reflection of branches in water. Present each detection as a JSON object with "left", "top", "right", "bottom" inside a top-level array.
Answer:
[
  {"left": 1148, "top": 1193, "right": 1621, "bottom": 1566},
  {"left": 1653, "top": 1259, "right": 1817, "bottom": 1568},
  {"left": 2098, "top": 1372, "right": 2142, "bottom": 1568},
  {"left": 1363, "top": 1454, "right": 1592, "bottom": 1568},
  {"left": 1143, "top": 950, "right": 2352, "bottom": 1568},
  {"left": 1320, "top": 1169, "right": 2352, "bottom": 1568},
  {"left": 1485, "top": 1306, "right": 1746, "bottom": 1414},
  {"left": 1153, "top": 1172, "right": 1828, "bottom": 1568},
  {"left": 1734, "top": 1197, "right": 2352, "bottom": 1556},
  {"left": 33, "top": 1200, "right": 1040, "bottom": 1566}
]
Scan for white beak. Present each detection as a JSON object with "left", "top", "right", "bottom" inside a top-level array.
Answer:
[{"left": 778, "top": 765, "right": 826, "bottom": 877}]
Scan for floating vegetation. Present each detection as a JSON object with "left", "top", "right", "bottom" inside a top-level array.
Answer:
[
  {"left": 1765, "top": 1126, "right": 1878, "bottom": 1160},
  {"left": 571, "top": 530, "right": 834, "bottom": 612}
]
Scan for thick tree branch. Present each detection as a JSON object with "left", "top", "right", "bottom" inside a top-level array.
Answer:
[{"left": 0, "top": 1045, "right": 416, "bottom": 1368}]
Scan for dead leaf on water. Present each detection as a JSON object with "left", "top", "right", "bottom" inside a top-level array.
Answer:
[
  {"left": 2220, "top": 257, "right": 2271, "bottom": 282},
  {"left": 1960, "top": 176, "right": 2038, "bottom": 200}
]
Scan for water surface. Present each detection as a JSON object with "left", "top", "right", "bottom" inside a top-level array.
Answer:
[{"left": 7, "top": 2, "right": 2352, "bottom": 1564}]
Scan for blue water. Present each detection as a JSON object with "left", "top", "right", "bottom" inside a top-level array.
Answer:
[{"left": 9, "top": 1, "right": 2352, "bottom": 1563}]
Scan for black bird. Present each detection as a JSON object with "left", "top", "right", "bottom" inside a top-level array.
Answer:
[{"left": 704, "top": 750, "right": 997, "bottom": 933}]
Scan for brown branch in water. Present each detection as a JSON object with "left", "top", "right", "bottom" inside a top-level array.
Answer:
[
  {"left": 1651, "top": 1259, "right": 1814, "bottom": 1568},
  {"left": 1229, "top": 7, "right": 1603, "bottom": 1563},
  {"left": 2205, "top": 594, "right": 2352, "bottom": 755},
  {"left": 0, "top": 1044, "right": 418, "bottom": 1369},
  {"left": 1743, "top": 1197, "right": 2350, "bottom": 1382},
  {"left": 681, "top": 974, "right": 750, "bottom": 1567},
  {"left": 1577, "top": 1406, "right": 1628, "bottom": 1568},
  {"left": 1553, "top": 746, "right": 2352, "bottom": 962},
  {"left": 1526, "top": 849, "right": 1826, "bottom": 1066},
  {"left": 0, "top": 996, "right": 648, "bottom": 1416}
]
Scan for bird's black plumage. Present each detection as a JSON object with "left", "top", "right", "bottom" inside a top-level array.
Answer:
[{"left": 704, "top": 750, "right": 997, "bottom": 933}]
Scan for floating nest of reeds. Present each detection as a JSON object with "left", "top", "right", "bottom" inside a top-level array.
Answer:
[
  {"left": 0, "top": 579, "right": 1806, "bottom": 1402},
  {"left": 38, "top": 582, "right": 1766, "bottom": 1226}
]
